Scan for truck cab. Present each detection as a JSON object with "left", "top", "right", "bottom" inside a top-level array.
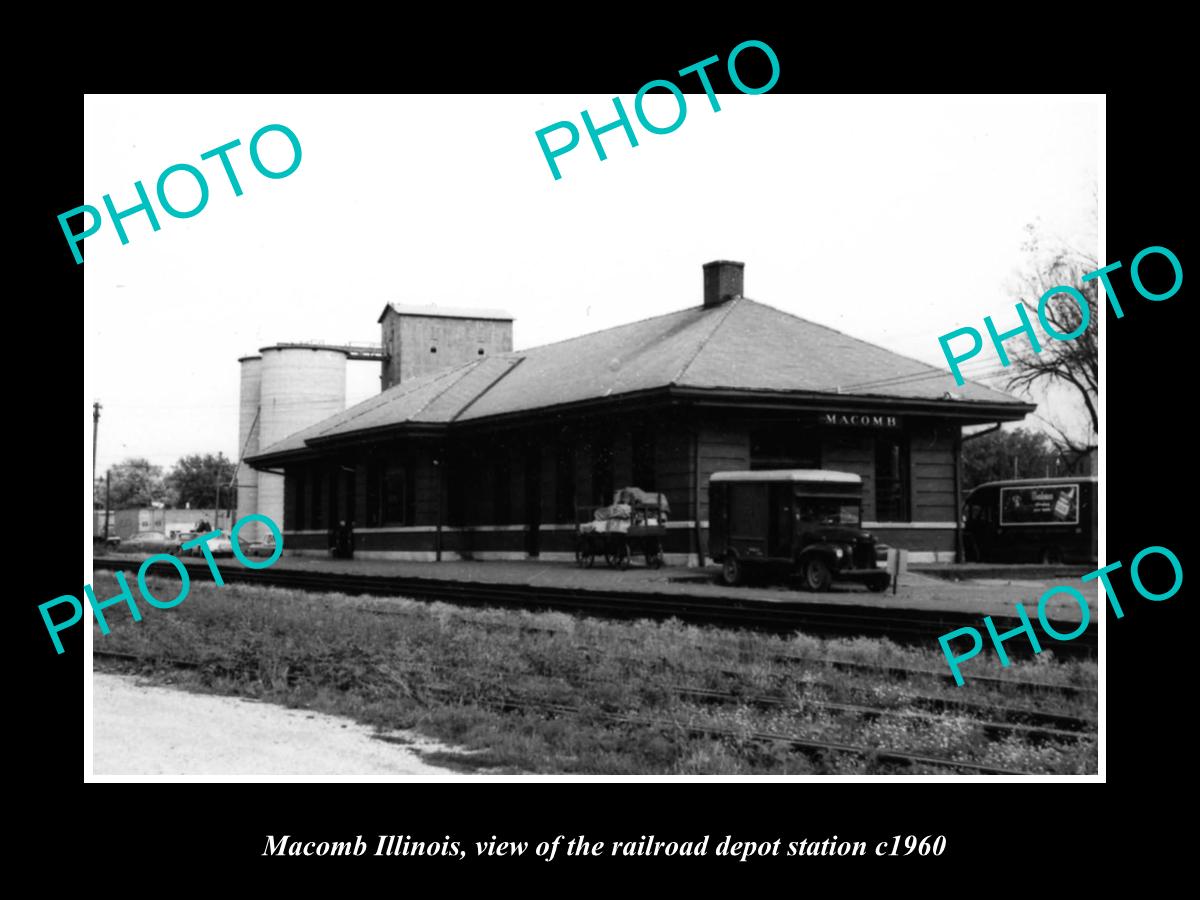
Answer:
[{"left": 708, "top": 470, "right": 890, "bottom": 592}]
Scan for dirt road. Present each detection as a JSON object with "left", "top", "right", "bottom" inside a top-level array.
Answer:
[{"left": 93, "top": 673, "right": 470, "bottom": 777}]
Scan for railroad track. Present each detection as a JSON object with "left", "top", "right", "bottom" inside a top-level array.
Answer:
[
  {"left": 452, "top": 693, "right": 1034, "bottom": 776},
  {"left": 93, "top": 649, "right": 1045, "bottom": 775},
  {"left": 354, "top": 609, "right": 1095, "bottom": 695},
  {"left": 93, "top": 557, "right": 1097, "bottom": 658},
  {"left": 355, "top": 608, "right": 1097, "bottom": 704},
  {"left": 557, "top": 678, "right": 1089, "bottom": 743}
]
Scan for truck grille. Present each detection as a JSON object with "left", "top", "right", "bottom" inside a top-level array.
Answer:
[{"left": 853, "top": 542, "right": 876, "bottom": 569}]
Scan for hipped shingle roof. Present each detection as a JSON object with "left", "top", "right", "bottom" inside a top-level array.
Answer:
[{"left": 249, "top": 298, "right": 1029, "bottom": 462}]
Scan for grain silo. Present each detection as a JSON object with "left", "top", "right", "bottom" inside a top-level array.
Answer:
[
  {"left": 234, "top": 355, "right": 263, "bottom": 536},
  {"left": 237, "top": 345, "right": 348, "bottom": 540}
]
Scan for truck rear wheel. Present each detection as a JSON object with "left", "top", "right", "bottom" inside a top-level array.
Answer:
[
  {"left": 1040, "top": 547, "right": 1063, "bottom": 565},
  {"left": 722, "top": 554, "right": 743, "bottom": 587},
  {"left": 964, "top": 536, "right": 981, "bottom": 563},
  {"left": 802, "top": 557, "right": 833, "bottom": 592}
]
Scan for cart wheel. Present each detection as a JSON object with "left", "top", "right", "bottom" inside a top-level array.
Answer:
[
  {"left": 618, "top": 541, "right": 631, "bottom": 571},
  {"left": 645, "top": 540, "right": 664, "bottom": 569},
  {"left": 577, "top": 538, "right": 596, "bottom": 568}
]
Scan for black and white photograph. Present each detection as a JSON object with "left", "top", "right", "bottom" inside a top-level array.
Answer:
[{"left": 77, "top": 89, "right": 1108, "bottom": 782}]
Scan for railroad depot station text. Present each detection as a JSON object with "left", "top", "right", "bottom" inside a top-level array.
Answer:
[{"left": 263, "top": 832, "right": 945, "bottom": 861}]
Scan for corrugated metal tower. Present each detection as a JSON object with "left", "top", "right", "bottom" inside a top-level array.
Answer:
[{"left": 378, "top": 304, "right": 513, "bottom": 390}]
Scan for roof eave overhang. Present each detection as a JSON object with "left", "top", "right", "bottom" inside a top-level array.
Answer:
[
  {"left": 248, "top": 386, "right": 1035, "bottom": 465},
  {"left": 247, "top": 423, "right": 449, "bottom": 467},
  {"left": 245, "top": 446, "right": 323, "bottom": 468},
  {"left": 305, "top": 421, "right": 450, "bottom": 448},
  {"left": 670, "top": 386, "right": 1035, "bottom": 422}
]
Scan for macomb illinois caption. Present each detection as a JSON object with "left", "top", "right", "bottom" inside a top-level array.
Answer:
[{"left": 263, "top": 833, "right": 947, "bottom": 861}]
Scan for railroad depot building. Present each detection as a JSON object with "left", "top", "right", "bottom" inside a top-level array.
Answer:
[{"left": 245, "top": 261, "right": 1034, "bottom": 564}]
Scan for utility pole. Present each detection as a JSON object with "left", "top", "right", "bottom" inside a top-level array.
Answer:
[
  {"left": 93, "top": 401, "right": 103, "bottom": 546},
  {"left": 92, "top": 401, "right": 101, "bottom": 480},
  {"left": 104, "top": 470, "right": 111, "bottom": 543}
]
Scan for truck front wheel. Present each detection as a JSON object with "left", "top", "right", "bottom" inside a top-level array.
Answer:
[
  {"left": 722, "top": 554, "right": 743, "bottom": 587},
  {"left": 802, "top": 557, "right": 833, "bottom": 592}
]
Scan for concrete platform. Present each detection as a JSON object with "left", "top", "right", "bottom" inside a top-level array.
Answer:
[
  {"left": 210, "top": 554, "right": 1097, "bottom": 622},
  {"left": 912, "top": 562, "right": 1098, "bottom": 581}
]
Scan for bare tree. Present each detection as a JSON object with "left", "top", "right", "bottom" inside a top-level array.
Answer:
[{"left": 1005, "top": 222, "right": 1098, "bottom": 459}]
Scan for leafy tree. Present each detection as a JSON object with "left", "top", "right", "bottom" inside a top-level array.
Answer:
[
  {"left": 963, "top": 427, "right": 1061, "bottom": 490},
  {"left": 103, "top": 458, "right": 166, "bottom": 509},
  {"left": 165, "top": 453, "right": 237, "bottom": 509},
  {"left": 1005, "top": 220, "right": 1098, "bottom": 455}
]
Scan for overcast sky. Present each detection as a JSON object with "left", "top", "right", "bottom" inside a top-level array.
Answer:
[{"left": 83, "top": 94, "right": 1099, "bottom": 475}]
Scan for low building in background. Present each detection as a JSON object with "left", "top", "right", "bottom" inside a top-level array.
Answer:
[{"left": 94, "top": 508, "right": 234, "bottom": 541}]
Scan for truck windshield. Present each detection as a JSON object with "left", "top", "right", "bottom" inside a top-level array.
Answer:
[{"left": 796, "top": 498, "right": 861, "bottom": 526}]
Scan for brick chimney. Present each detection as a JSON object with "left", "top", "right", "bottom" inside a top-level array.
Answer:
[{"left": 702, "top": 260, "right": 744, "bottom": 308}]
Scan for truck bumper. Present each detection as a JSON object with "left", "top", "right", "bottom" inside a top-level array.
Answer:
[{"left": 835, "top": 568, "right": 890, "bottom": 587}]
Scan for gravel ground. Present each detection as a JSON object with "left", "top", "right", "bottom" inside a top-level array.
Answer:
[{"left": 92, "top": 672, "right": 472, "bottom": 778}]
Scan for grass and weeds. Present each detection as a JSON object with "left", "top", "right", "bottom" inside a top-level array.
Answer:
[{"left": 91, "top": 573, "right": 1098, "bottom": 775}]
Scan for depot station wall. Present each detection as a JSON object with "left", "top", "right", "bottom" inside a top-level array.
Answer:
[
  {"left": 278, "top": 405, "right": 961, "bottom": 565},
  {"left": 247, "top": 260, "right": 1031, "bottom": 566}
]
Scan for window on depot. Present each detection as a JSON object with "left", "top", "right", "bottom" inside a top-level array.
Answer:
[
  {"left": 382, "top": 463, "right": 414, "bottom": 526},
  {"left": 555, "top": 438, "right": 576, "bottom": 524},
  {"left": 310, "top": 467, "right": 325, "bottom": 530},
  {"left": 631, "top": 426, "right": 655, "bottom": 491},
  {"left": 591, "top": 434, "right": 614, "bottom": 506},
  {"left": 494, "top": 453, "right": 512, "bottom": 524},
  {"left": 292, "top": 469, "right": 307, "bottom": 530},
  {"left": 874, "top": 436, "right": 911, "bottom": 521},
  {"left": 365, "top": 460, "right": 381, "bottom": 526}
]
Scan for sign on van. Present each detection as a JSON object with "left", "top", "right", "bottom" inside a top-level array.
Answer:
[{"left": 1000, "top": 485, "right": 1078, "bottom": 525}]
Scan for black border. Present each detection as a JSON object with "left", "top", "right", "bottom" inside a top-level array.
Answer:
[{"left": 22, "top": 24, "right": 1191, "bottom": 881}]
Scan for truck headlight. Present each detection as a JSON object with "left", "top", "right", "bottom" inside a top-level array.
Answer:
[{"left": 834, "top": 547, "right": 844, "bottom": 559}]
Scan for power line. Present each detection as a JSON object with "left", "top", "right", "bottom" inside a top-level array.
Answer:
[
  {"left": 837, "top": 360, "right": 1006, "bottom": 391},
  {"left": 837, "top": 363, "right": 1016, "bottom": 393}
]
